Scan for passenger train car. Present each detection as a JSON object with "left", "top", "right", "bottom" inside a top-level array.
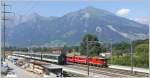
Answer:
[{"left": 13, "top": 52, "right": 66, "bottom": 65}]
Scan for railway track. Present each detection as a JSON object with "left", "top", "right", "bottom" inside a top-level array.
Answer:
[
  {"left": 66, "top": 63, "right": 149, "bottom": 77},
  {"left": 13, "top": 55, "right": 148, "bottom": 77},
  {"left": 65, "top": 64, "right": 126, "bottom": 77}
]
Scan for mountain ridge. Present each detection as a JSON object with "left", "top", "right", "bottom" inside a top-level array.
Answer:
[{"left": 6, "top": 7, "right": 148, "bottom": 47}]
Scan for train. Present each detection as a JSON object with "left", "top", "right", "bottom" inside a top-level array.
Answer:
[
  {"left": 67, "top": 56, "right": 108, "bottom": 67},
  {"left": 13, "top": 52, "right": 66, "bottom": 65},
  {"left": 13, "top": 52, "right": 108, "bottom": 67}
]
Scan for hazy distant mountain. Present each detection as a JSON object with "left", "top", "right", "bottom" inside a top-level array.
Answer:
[{"left": 6, "top": 6, "right": 148, "bottom": 47}]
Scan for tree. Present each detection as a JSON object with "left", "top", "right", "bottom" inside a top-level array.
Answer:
[
  {"left": 134, "top": 43, "right": 149, "bottom": 68},
  {"left": 80, "top": 33, "right": 103, "bottom": 56},
  {"left": 110, "top": 39, "right": 149, "bottom": 68},
  {"left": 32, "top": 47, "right": 52, "bottom": 52},
  {"left": 113, "top": 42, "right": 130, "bottom": 55}
]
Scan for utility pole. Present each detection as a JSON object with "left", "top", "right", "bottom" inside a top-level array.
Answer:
[
  {"left": 86, "top": 40, "right": 103, "bottom": 76},
  {"left": 110, "top": 40, "right": 113, "bottom": 65},
  {"left": 86, "top": 37, "right": 89, "bottom": 76},
  {"left": 129, "top": 32, "right": 134, "bottom": 74},
  {"left": 1, "top": 1, "right": 12, "bottom": 62},
  {"left": 40, "top": 46, "right": 43, "bottom": 61},
  {"left": 130, "top": 39, "right": 134, "bottom": 74}
]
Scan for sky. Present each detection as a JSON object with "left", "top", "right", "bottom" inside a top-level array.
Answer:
[{"left": 5, "top": 0, "right": 149, "bottom": 23}]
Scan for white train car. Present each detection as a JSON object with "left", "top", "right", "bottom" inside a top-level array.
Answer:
[{"left": 13, "top": 52, "right": 66, "bottom": 65}]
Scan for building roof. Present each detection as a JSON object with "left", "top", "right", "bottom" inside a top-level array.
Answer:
[
  {"left": 51, "top": 48, "right": 63, "bottom": 51},
  {"left": 30, "top": 61, "right": 50, "bottom": 66},
  {"left": 42, "top": 64, "right": 62, "bottom": 70}
]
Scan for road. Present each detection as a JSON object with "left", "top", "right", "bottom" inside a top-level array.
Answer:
[{"left": 1, "top": 60, "right": 43, "bottom": 78}]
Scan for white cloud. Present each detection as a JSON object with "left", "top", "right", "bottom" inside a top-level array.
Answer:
[
  {"left": 80, "top": 12, "right": 90, "bottom": 21},
  {"left": 81, "top": 12, "right": 90, "bottom": 19},
  {"left": 116, "top": 8, "right": 130, "bottom": 16}
]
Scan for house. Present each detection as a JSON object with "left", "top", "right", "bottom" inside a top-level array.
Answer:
[
  {"left": 100, "top": 52, "right": 111, "bottom": 58},
  {"left": 51, "top": 48, "right": 66, "bottom": 55}
]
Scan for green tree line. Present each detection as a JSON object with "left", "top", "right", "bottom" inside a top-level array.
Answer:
[{"left": 111, "top": 39, "right": 149, "bottom": 68}]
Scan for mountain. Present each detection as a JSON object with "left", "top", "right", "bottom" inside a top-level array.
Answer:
[{"left": 5, "top": 7, "right": 148, "bottom": 47}]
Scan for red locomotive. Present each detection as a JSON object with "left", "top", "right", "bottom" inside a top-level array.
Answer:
[{"left": 67, "top": 56, "right": 108, "bottom": 67}]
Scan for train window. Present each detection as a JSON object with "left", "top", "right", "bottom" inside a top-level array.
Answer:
[
  {"left": 52, "top": 56, "right": 58, "bottom": 60},
  {"left": 80, "top": 58, "right": 84, "bottom": 60},
  {"left": 34, "top": 55, "right": 38, "bottom": 57},
  {"left": 37, "top": 55, "right": 41, "bottom": 57},
  {"left": 46, "top": 55, "right": 58, "bottom": 60},
  {"left": 46, "top": 55, "right": 49, "bottom": 58}
]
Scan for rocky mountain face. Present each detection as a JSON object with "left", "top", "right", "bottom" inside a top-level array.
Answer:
[{"left": 5, "top": 7, "right": 148, "bottom": 47}]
